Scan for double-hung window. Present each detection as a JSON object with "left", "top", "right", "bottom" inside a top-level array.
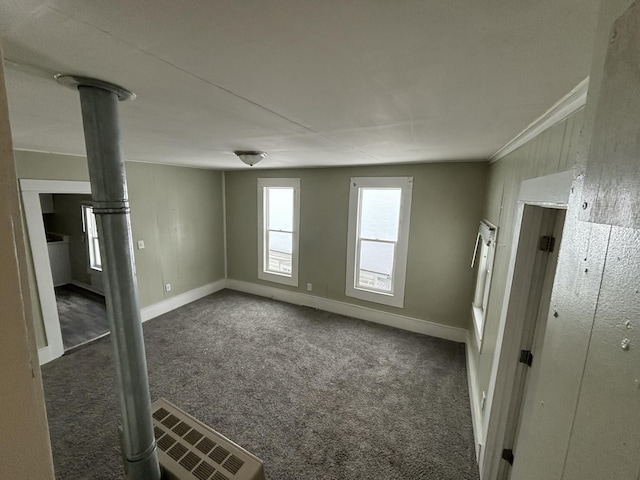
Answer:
[
  {"left": 346, "top": 177, "right": 413, "bottom": 308},
  {"left": 257, "top": 178, "right": 300, "bottom": 286},
  {"left": 471, "top": 220, "right": 497, "bottom": 347},
  {"left": 82, "top": 204, "right": 102, "bottom": 272}
]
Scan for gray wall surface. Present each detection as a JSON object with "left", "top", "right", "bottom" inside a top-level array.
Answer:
[
  {"left": 48, "top": 194, "right": 94, "bottom": 286},
  {"left": 470, "top": 108, "right": 585, "bottom": 411},
  {"left": 475, "top": 1, "right": 640, "bottom": 478},
  {"left": 15, "top": 151, "right": 226, "bottom": 348},
  {"left": 225, "top": 163, "right": 487, "bottom": 330}
]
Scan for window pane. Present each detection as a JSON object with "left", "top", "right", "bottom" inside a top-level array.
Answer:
[
  {"left": 357, "top": 240, "right": 394, "bottom": 292},
  {"left": 360, "top": 188, "right": 401, "bottom": 241},
  {"left": 267, "top": 231, "right": 292, "bottom": 274},
  {"left": 267, "top": 188, "right": 293, "bottom": 231},
  {"left": 92, "top": 238, "right": 102, "bottom": 269}
]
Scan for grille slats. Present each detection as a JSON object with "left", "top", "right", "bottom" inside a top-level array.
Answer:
[
  {"left": 167, "top": 442, "right": 188, "bottom": 461},
  {"left": 152, "top": 399, "right": 265, "bottom": 480},
  {"left": 157, "top": 434, "right": 176, "bottom": 452},
  {"left": 196, "top": 437, "right": 216, "bottom": 455},
  {"left": 193, "top": 461, "right": 216, "bottom": 480},
  {"left": 209, "top": 445, "right": 230, "bottom": 465},
  {"left": 152, "top": 407, "right": 170, "bottom": 421},
  {"left": 153, "top": 426, "right": 165, "bottom": 439},
  {"left": 185, "top": 428, "right": 204, "bottom": 446},
  {"left": 179, "top": 451, "right": 201, "bottom": 471},
  {"left": 161, "top": 414, "right": 180, "bottom": 429},
  {"left": 172, "top": 420, "right": 191, "bottom": 437},
  {"left": 223, "top": 454, "right": 244, "bottom": 474}
]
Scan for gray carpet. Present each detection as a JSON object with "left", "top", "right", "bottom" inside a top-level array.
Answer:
[{"left": 42, "top": 289, "right": 479, "bottom": 480}]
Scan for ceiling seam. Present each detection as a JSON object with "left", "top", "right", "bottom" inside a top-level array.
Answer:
[{"left": 43, "top": 5, "right": 380, "bottom": 162}]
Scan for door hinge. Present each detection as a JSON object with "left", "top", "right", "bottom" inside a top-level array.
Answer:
[
  {"left": 502, "top": 448, "right": 514, "bottom": 465},
  {"left": 519, "top": 349, "right": 533, "bottom": 367},
  {"left": 538, "top": 235, "right": 556, "bottom": 252}
]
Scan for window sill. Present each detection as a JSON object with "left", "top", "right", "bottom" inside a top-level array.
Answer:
[
  {"left": 258, "top": 270, "right": 298, "bottom": 287},
  {"left": 346, "top": 286, "right": 404, "bottom": 308}
]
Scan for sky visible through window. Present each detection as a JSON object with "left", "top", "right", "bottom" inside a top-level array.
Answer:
[
  {"left": 359, "top": 188, "right": 401, "bottom": 276},
  {"left": 268, "top": 187, "right": 401, "bottom": 278},
  {"left": 268, "top": 188, "right": 293, "bottom": 254}
]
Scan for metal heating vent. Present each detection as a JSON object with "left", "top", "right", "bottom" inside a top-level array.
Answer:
[{"left": 152, "top": 398, "right": 267, "bottom": 480}]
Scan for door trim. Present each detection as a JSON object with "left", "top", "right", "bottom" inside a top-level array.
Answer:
[
  {"left": 479, "top": 170, "right": 574, "bottom": 478},
  {"left": 20, "top": 179, "right": 92, "bottom": 365}
]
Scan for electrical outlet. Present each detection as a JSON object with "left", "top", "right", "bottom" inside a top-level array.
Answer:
[
  {"left": 137, "top": 240, "right": 145, "bottom": 249},
  {"left": 165, "top": 283, "right": 171, "bottom": 292},
  {"left": 306, "top": 283, "right": 312, "bottom": 291}
]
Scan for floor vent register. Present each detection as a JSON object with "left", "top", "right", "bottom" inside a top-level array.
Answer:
[{"left": 152, "top": 398, "right": 267, "bottom": 480}]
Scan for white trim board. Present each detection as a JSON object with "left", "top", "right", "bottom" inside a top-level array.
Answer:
[
  {"left": 466, "top": 331, "right": 484, "bottom": 462},
  {"left": 226, "top": 279, "right": 467, "bottom": 343},
  {"left": 478, "top": 171, "right": 573, "bottom": 478},
  {"left": 489, "top": 78, "right": 589, "bottom": 163},
  {"left": 21, "top": 179, "right": 92, "bottom": 365},
  {"left": 140, "top": 280, "right": 226, "bottom": 322}
]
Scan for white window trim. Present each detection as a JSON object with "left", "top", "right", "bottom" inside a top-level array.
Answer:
[
  {"left": 471, "top": 220, "right": 497, "bottom": 349},
  {"left": 346, "top": 176, "right": 413, "bottom": 308},
  {"left": 257, "top": 178, "right": 300, "bottom": 287}
]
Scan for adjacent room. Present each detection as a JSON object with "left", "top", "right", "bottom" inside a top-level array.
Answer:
[{"left": 2, "top": 1, "right": 640, "bottom": 480}]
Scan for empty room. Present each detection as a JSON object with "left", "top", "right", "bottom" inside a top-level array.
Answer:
[{"left": 2, "top": 1, "right": 640, "bottom": 480}]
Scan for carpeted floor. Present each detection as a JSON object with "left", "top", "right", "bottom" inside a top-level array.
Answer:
[{"left": 41, "top": 289, "right": 479, "bottom": 480}]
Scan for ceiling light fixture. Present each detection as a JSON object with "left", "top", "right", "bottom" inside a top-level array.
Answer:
[{"left": 234, "top": 150, "right": 266, "bottom": 167}]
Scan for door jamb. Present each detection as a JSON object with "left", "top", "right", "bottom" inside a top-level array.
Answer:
[
  {"left": 479, "top": 170, "right": 574, "bottom": 478},
  {"left": 20, "top": 179, "right": 92, "bottom": 365}
]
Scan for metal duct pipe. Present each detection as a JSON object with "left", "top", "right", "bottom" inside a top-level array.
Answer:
[{"left": 56, "top": 75, "right": 161, "bottom": 480}]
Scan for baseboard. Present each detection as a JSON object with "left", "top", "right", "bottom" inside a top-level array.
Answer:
[
  {"left": 140, "top": 279, "right": 226, "bottom": 322},
  {"left": 466, "top": 330, "right": 484, "bottom": 463},
  {"left": 70, "top": 280, "right": 104, "bottom": 296},
  {"left": 225, "top": 279, "right": 467, "bottom": 343},
  {"left": 37, "top": 345, "right": 56, "bottom": 365}
]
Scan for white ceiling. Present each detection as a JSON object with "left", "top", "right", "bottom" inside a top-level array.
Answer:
[{"left": 0, "top": 0, "right": 599, "bottom": 170}]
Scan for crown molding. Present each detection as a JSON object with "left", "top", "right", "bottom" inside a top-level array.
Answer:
[{"left": 489, "top": 77, "right": 589, "bottom": 164}]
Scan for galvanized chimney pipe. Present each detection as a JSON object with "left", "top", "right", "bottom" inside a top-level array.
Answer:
[{"left": 56, "top": 75, "right": 161, "bottom": 480}]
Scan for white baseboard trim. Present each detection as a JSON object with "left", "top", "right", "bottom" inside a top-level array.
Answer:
[
  {"left": 226, "top": 279, "right": 467, "bottom": 343},
  {"left": 37, "top": 345, "right": 56, "bottom": 365},
  {"left": 466, "top": 330, "right": 484, "bottom": 464},
  {"left": 140, "top": 279, "right": 226, "bottom": 323},
  {"left": 70, "top": 280, "right": 104, "bottom": 296}
]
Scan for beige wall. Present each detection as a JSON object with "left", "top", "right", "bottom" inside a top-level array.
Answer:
[
  {"left": 15, "top": 151, "right": 226, "bottom": 349},
  {"left": 226, "top": 163, "right": 487, "bottom": 330},
  {"left": 0, "top": 49, "right": 55, "bottom": 479}
]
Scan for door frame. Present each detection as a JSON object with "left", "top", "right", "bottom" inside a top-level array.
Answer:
[
  {"left": 479, "top": 170, "right": 574, "bottom": 478},
  {"left": 20, "top": 179, "right": 92, "bottom": 365}
]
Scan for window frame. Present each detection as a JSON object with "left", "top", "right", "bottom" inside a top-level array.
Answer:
[
  {"left": 471, "top": 220, "right": 497, "bottom": 348},
  {"left": 257, "top": 178, "right": 300, "bottom": 287},
  {"left": 345, "top": 176, "right": 413, "bottom": 308},
  {"left": 81, "top": 204, "right": 102, "bottom": 272}
]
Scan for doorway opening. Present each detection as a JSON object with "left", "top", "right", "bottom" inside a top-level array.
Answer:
[
  {"left": 43, "top": 193, "right": 108, "bottom": 351},
  {"left": 479, "top": 170, "right": 574, "bottom": 479},
  {"left": 21, "top": 179, "right": 110, "bottom": 364},
  {"left": 496, "top": 206, "right": 565, "bottom": 479}
]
